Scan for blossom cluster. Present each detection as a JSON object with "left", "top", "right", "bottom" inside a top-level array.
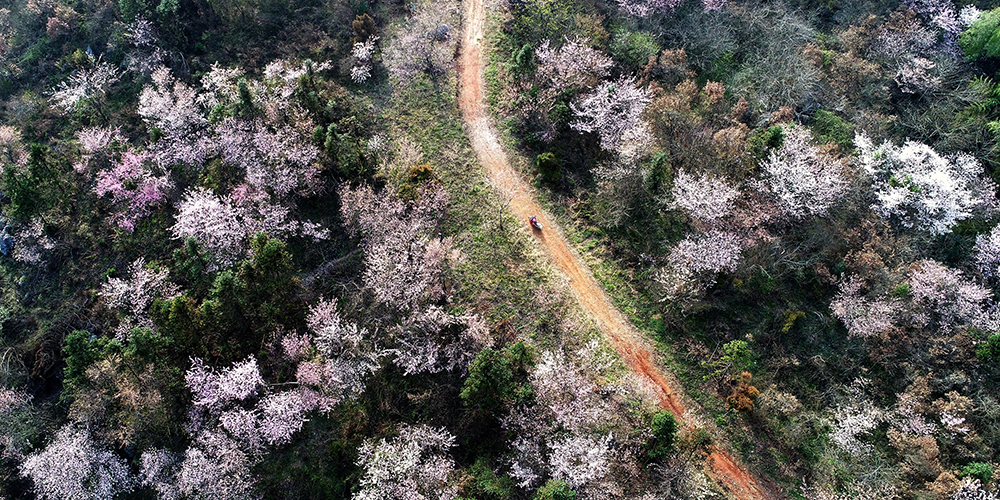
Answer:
[
  {"left": 856, "top": 133, "right": 997, "bottom": 235},
  {"left": 94, "top": 150, "right": 173, "bottom": 231},
  {"left": 571, "top": 77, "right": 652, "bottom": 153},
  {"left": 670, "top": 169, "right": 739, "bottom": 223},
  {"left": 763, "top": 125, "right": 848, "bottom": 218},
  {"left": 100, "top": 257, "right": 180, "bottom": 340},
  {"left": 535, "top": 38, "right": 613, "bottom": 91},
  {"left": 355, "top": 424, "right": 458, "bottom": 500}
]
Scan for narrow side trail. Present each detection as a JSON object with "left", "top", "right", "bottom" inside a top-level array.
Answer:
[{"left": 456, "top": 1, "right": 777, "bottom": 498}]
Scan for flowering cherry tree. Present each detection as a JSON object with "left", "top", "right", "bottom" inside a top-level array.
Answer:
[
  {"left": 186, "top": 356, "right": 265, "bottom": 413},
  {"left": 216, "top": 119, "right": 320, "bottom": 198},
  {"left": 503, "top": 351, "right": 616, "bottom": 491},
  {"left": 763, "top": 125, "right": 848, "bottom": 218},
  {"left": 101, "top": 257, "right": 180, "bottom": 341},
  {"left": 0, "top": 125, "right": 28, "bottom": 167},
  {"left": 170, "top": 187, "right": 244, "bottom": 267},
  {"left": 670, "top": 169, "right": 739, "bottom": 223},
  {"left": 94, "top": 150, "right": 172, "bottom": 231},
  {"left": 295, "top": 297, "right": 382, "bottom": 407},
  {"left": 354, "top": 424, "right": 458, "bottom": 500},
  {"left": 855, "top": 133, "right": 997, "bottom": 235},
  {"left": 352, "top": 36, "right": 379, "bottom": 84},
  {"left": 175, "top": 430, "right": 257, "bottom": 500},
  {"left": 535, "top": 38, "right": 613, "bottom": 91},
  {"left": 138, "top": 67, "right": 206, "bottom": 135},
  {"left": 171, "top": 186, "right": 326, "bottom": 269},
  {"left": 908, "top": 259, "right": 990, "bottom": 329},
  {"left": 616, "top": 0, "right": 725, "bottom": 17},
  {"left": 339, "top": 184, "right": 450, "bottom": 310},
  {"left": 391, "top": 306, "right": 492, "bottom": 375},
  {"left": 668, "top": 230, "right": 743, "bottom": 275},
  {"left": 974, "top": 225, "right": 1000, "bottom": 277},
  {"left": 20, "top": 425, "right": 135, "bottom": 500},
  {"left": 49, "top": 55, "right": 121, "bottom": 113},
  {"left": 829, "top": 276, "right": 900, "bottom": 339},
  {"left": 571, "top": 77, "right": 652, "bottom": 152}
]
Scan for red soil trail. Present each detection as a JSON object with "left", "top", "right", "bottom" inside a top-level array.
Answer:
[{"left": 456, "top": 0, "right": 778, "bottom": 498}]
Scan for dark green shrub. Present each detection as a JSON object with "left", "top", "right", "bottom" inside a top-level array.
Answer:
[
  {"left": 63, "top": 330, "right": 109, "bottom": 390},
  {"left": 645, "top": 411, "right": 677, "bottom": 461},
  {"left": 533, "top": 480, "right": 576, "bottom": 500},
  {"left": 535, "top": 152, "right": 560, "bottom": 184},
  {"left": 961, "top": 8, "right": 1000, "bottom": 61},
  {"left": 468, "top": 457, "right": 514, "bottom": 500},
  {"left": 747, "top": 126, "right": 785, "bottom": 164},
  {"left": 811, "top": 109, "right": 853, "bottom": 152},
  {"left": 977, "top": 333, "right": 1000, "bottom": 363},
  {"left": 460, "top": 342, "right": 533, "bottom": 415},
  {"left": 610, "top": 28, "right": 661, "bottom": 69},
  {"left": 962, "top": 462, "right": 994, "bottom": 483}
]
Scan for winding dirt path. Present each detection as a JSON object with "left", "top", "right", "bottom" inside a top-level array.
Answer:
[{"left": 456, "top": 1, "right": 777, "bottom": 498}]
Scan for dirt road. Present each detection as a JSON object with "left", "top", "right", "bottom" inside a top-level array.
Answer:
[{"left": 456, "top": 0, "right": 777, "bottom": 498}]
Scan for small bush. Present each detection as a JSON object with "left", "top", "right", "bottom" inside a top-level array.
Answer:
[
  {"left": 961, "top": 8, "right": 1000, "bottom": 61},
  {"left": 645, "top": 411, "right": 678, "bottom": 461},
  {"left": 533, "top": 480, "right": 576, "bottom": 500},
  {"left": 407, "top": 163, "right": 434, "bottom": 182},
  {"left": 962, "top": 462, "right": 994, "bottom": 483},
  {"left": 610, "top": 28, "right": 661, "bottom": 69},
  {"left": 535, "top": 152, "right": 560, "bottom": 184},
  {"left": 811, "top": 109, "right": 853, "bottom": 152},
  {"left": 977, "top": 333, "right": 1000, "bottom": 363}
]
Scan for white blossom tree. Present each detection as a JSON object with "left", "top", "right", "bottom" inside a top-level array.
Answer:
[
  {"left": 354, "top": 424, "right": 458, "bottom": 500},
  {"left": 49, "top": 55, "right": 122, "bottom": 113},
  {"left": 571, "top": 77, "right": 652, "bottom": 152},
  {"left": 101, "top": 257, "right": 180, "bottom": 341},
  {"left": 20, "top": 425, "right": 135, "bottom": 500},
  {"left": 763, "top": 125, "right": 848, "bottom": 218},
  {"left": 855, "top": 133, "right": 997, "bottom": 235},
  {"left": 669, "top": 169, "right": 739, "bottom": 223},
  {"left": 138, "top": 67, "right": 206, "bottom": 135},
  {"left": 535, "top": 38, "right": 613, "bottom": 91}
]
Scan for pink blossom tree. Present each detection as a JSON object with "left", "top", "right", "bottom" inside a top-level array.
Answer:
[
  {"left": 296, "top": 298, "right": 382, "bottom": 405},
  {"left": 339, "top": 184, "right": 451, "bottom": 310},
  {"left": 216, "top": 119, "right": 320, "bottom": 199},
  {"left": 185, "top": 356, "right": 265, "bottom": 412},
  {"left": 176, "top": 430, "right": 257, "bottom": 500},
  {"left": 829, "top": 276, "right": 899, "bottom": 339},
  {"left": 391, "top": 306, "right": 492, "bottom": 375},
  {"left": 139, "top": 449, "right": 181, "bottom": 500},
  {"left": 908, "top": 260, "right": 990, "bottom": 329},
  {"left": 0, "top": 125, "right": 28, "bottom": 167},
  {"left": 616, "top": 0, "right": 725, "bottom": 17},
  {"left": 171, "top": 186, "right": 327, "bottom": 269},
  {"left": 94, "top": 150, "right": 172, "bottom": 232},
  {"left": 354, "top": 424, "right": 458, "bottom": 500},
  {"left": 973, "top": 225, "right": 1000, "bottom": 277},
  {"left": 20, "top": 425, "right": 135, "bottom": 500},
  {"left": 170, "top": 187, "right": 244, "bottom": 268}
]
